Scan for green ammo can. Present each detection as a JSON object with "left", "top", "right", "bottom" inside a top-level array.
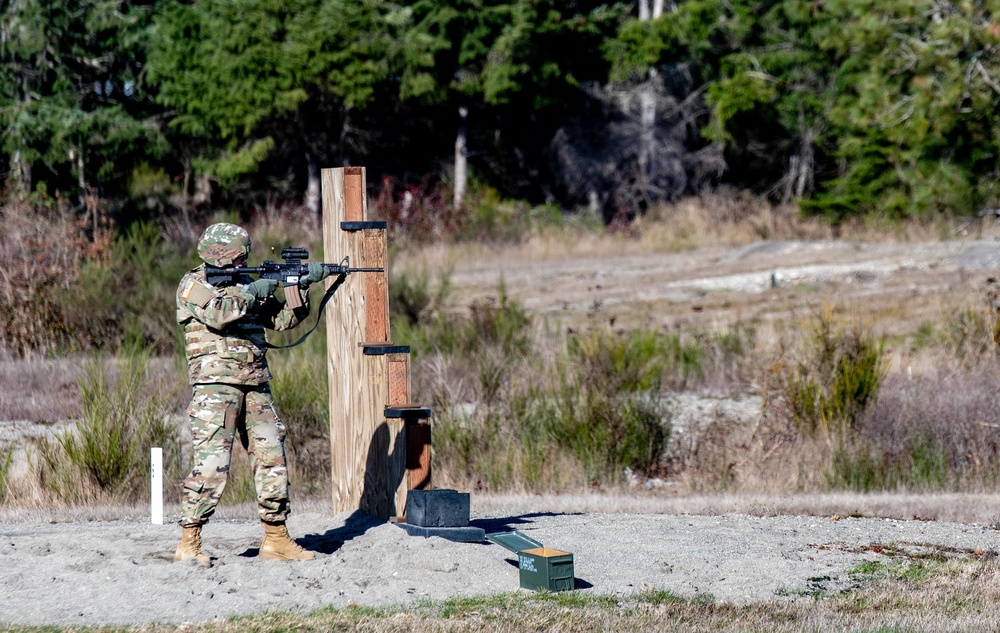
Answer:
[{"left": 486, "top": 530, "right": 575, "bottom": 592}]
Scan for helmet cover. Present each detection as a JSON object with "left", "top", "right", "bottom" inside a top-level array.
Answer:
[{"left": 197, "top": 222, "right": 251, "bottom": 267}]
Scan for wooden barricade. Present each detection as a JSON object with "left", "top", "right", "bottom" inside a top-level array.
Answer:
[{"left": 322, "top": 166, "right": 431, "bottom": 520}]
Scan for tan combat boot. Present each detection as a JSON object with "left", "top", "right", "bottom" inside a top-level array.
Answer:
[
  {"left": 259, "top": 520, "right": 315, "bottom": 560},
  {"left": 174, "top": 525, "right": 212, "bottom": 568}
]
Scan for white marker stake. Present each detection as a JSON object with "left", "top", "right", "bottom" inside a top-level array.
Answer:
[{"left": 150, "top": 447, "right": 163, "bottom": 525}]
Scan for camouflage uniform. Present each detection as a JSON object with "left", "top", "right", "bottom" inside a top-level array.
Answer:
[{"left": 176, "top": 223, "right": 310, "bottom": 527}]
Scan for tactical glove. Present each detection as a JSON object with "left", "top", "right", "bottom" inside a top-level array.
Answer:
[
  {"left": 244, "top": 278, "right": 278, "bottom": 300},
  {"left": 299, "top": 262, "right": 330, "bottom": 287}
]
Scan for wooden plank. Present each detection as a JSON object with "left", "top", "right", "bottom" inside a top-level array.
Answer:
[
  {"left": 323, "top": 167, "right": 365, "bottom": 514},
  {"left": 323, "top": 166, "right": 407, "bottom": 519},
  {"left": 361, "top": 228, "right": 388, "bottom": 343},
  {"left": 344, "top": 167, "right": 364, "bottom": 222},
  {"left": 387, "top": 353, "right": 410, "bottom": 406},
  {"left": 406, "top": 419, "right": 432, "bottom": 490},
  {"left": 357, "top": 356, "right": 407, "bottom": 518}
]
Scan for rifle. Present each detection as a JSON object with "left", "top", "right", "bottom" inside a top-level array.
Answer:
[{"left": 205, "top": 247, "right": 382, "bottom": 309}]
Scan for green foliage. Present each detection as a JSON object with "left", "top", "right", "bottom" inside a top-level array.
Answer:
[
  {"left": 605, "top": 0, "right": 1000, "bottom": 218},
  {"left": 769, "top": 309, "right": 971, "bottom": 493},
  {"left": 389, "top": 267, "right": 453, "bottom": 328},
  {"left": 392, "top": 276, "right": 528, "bottom": 362},
  {"left": 37, "top": 346, "right": 180, "bottom": 503},
  {"left": 605, "top": 0, "right": 738, "bottom": 82},
  {"left": 147, "top": 0, "right": 444, "bottom": 190},
  {"left": 906, "top": 302, "right": 998, "bottom": 366},
  {"left": 433, "top": 317, "right": 675, "bottom": 489},
  {"left": 129, "top": 163, "right": 183, "bottom": 214},
  {"left": 0, "top": 445, "right": 13, "bottom": 504},
  {"left": 0, "top": 0, "right": 167, "bottom": 199},
  {"left": 205, "top": 138, "right": 278, "bottom": 186},
  {"left": 780, "top": 310, "right": 886, "bottom": 437},
  {"left": 827, "top": 419, "right": 952, "bottom": 492},
  {"left": 418, "top": 0, "right": 624, "bottom": 111},
  {"left": 5, "top": 0, "right": 1000, "bottom": 222}
]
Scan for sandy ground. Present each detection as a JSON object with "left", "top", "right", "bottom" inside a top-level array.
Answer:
[{"left": 3, "top": 497, "right": 1000, "bottom": 627}]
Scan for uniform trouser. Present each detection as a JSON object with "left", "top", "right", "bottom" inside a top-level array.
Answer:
[{"left": 179, "top": 383, "right": 290, "bottom": 526}]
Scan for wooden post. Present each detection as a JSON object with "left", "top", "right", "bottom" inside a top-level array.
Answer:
[
  {"left": 323, "top": 167, "right": 406, "bottom": 519},
  {"left": 386, "top": 352, "right": 431, "bottom": 490}
]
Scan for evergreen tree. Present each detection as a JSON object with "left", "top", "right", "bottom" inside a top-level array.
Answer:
[
  {"left": 147, "top": 0, "right": 443, "bottom": 213},
  {"left": 403, "top": 0, "right": 625, "bottom": 200},
  {"left": 808, "top": 0, "right": 1000, "bottom": 218},
  {"left": 0, "top": 0, "right": 166, "bottom": 204}
]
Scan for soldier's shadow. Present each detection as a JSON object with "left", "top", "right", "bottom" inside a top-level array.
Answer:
[{"left": 298, "top": 422, "right": 405, "bottom": 555}]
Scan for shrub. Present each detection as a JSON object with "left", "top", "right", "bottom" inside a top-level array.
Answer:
[
  {"left": 60, "top": 221, "right": 197, "bottom": 353},
  {"left": 36, "top": 344, "right": 180, "bottom": 504},
  {"left": 829, "top": 368, "right": 1000, "bottom": 492},
  {"left": 370, "top": 175, "right": 459, "bottom": 243},
  {"left": 777, "top": 309, "right": 886, "bottom": 437},
  {"left": 433, "top": 324, "right": 672, "bottom": 490},
  {"left": 0, "top": 197, "right": 112, "bottom": 355}
]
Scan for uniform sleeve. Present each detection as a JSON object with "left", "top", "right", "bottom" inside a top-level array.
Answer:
[{"left": 177, "top": 274, "right": 254, "bottom": 329}]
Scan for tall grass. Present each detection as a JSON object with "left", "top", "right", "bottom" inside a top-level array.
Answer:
[
  {"left": 765, "top": 308, "right": 892, "bottom": 491},
  {"left": 0, "top": 446, "right": 13, "bottom": 503},
  {"left": 838, "top": 368, "right": 1000, "bottom": 492},
  {"left": 398, "top": 272, "right": 762, "bottom": 490},
  {"left": 35, "top": 344, "right": 181, "bottom": 504},
  {"left": 776, "top": 307, "right": 886, "bottom": 438},
  {"left": 267, "top": 320, "right": 332, "bottom": 497}
]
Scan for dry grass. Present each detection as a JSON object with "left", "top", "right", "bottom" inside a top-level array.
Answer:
[
  {"left": 471, "top": 491, "right": 1000, "bottom": 524},
  {"left": 7, "top": 488, "right": 1000, "bottom": 525},
  {"left": 394, "top": 193, "right": 976, "bottom": 271}
]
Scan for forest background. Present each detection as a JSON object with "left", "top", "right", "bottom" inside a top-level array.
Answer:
[{"left": 4, "top": 0, "right": 1000, "bottom": 509}]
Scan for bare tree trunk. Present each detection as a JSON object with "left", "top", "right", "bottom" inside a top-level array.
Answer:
[
  {"left": 639, "top": 70, "right": 658, "bottom": 188},
  {"left": 637, "top": 3, "right": 660, "bottom": 208},
  {"left": 782, "top": 155, "right": 799, "bottom": 204},
  {"left": 588, "top": 190, "right": 601, "bottom": 217},
  {"left": 782, "top": 130, "right": 815, "bottom": 202},
  {"left": 454, "top": 106, "right": 468, "bottom": 210},
  {"left": 71, "top": 146, "right": 89, "bottom": 216},
  {"left": 794, "top": 129, "right": 815, "bottom": 199},
  {"left": 304, "top": 152, "right": 321, "bottom": 218},
  {"left": 638, "top": 0, "right": 651, "bottom": 21},
  {"left": 8, "top": 150, "right": 30, "bottom": 198},
  {"left": 192, "top": 174, "right": 212, "bottom": 207}
]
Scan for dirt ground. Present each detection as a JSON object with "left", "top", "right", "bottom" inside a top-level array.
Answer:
[
  {"left": 427, "top": 238, "right": 1000, "bottom": 338},
  {"left": 4, "top": 496, "right": 1000, "bottom": 627}
]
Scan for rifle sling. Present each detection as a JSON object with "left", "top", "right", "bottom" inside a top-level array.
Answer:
[{"left": 261, "top": 273, "right": 347, "bottom": 350}]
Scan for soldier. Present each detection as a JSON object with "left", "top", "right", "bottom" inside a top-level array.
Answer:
[{"left": 173, "top": 222, "right": 329, "bottom": 567}]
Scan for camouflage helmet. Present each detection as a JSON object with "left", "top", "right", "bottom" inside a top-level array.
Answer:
[{"left": 197, "top": 222, "right": 251, "bottom": 267}]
